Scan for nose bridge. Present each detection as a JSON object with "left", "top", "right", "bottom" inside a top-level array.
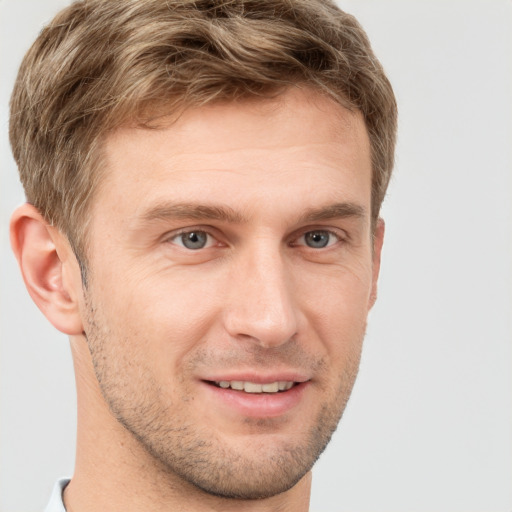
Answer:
[{"left": 224, "top": 238, "right": 298, "bottom": 347}]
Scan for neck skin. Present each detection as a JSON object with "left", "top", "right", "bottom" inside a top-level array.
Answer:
[{"left": 64, "top": 336, "right": 312, "bottom": 512}]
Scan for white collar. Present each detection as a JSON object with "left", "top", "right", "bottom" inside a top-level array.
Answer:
[{"left": 44, "top": 478, "right": 70, "bottom": 512}]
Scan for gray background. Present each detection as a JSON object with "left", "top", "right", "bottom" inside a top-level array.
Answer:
[{"left": 1, "top": 1, "right": 511, "bottom": 511}]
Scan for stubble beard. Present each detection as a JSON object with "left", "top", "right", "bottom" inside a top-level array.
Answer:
[{"left": 83, "top": 293, "right": 363, "bottom": 501}]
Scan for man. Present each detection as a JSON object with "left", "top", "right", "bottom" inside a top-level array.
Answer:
[{"left": 8, "top": 0, "right": 396, "bottom": 510}]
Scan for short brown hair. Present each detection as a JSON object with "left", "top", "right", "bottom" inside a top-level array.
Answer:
[{"left": 10, "top": 0, "right": 397, "bottom": 262}]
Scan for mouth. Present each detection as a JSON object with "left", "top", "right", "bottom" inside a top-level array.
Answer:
[
  {"left": 207, "top": 380, "right": 297, "bottom": 393},
  {"left": 200, "top": 377, "right": 310, "bottom": 418}
]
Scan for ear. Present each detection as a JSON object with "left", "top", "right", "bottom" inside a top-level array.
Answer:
[
  {"left": 368, "top": 217, "right": 385, "bottom": 310},
  {"left": 10, "top": 203, "right": 84, "bottom": 335}
]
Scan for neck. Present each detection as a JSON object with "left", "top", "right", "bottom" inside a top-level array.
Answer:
[{"left": 64, "top": 337, "right": 312, "bottom": 512}]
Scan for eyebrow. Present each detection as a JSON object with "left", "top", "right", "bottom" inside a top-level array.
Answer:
[
  {"left": 139, "top": 202, "right": 247, "bottom": 224},
  {"left": 138, "top": 201, "right": 366, "bottom": 226},
  {"left": 298, "top": 202, "right": 367, "bottom": 223}
]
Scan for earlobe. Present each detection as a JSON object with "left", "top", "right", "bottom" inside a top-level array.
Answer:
[
  {"left": 368, "top": 218, "right": 385, "bottom": 310},
  {"left": 10, "top": 203, "right": 84, "bottom": 335}
]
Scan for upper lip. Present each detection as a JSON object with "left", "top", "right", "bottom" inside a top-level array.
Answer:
[{"left": 200, "top": 372, "right": 310, "bottom": 384}]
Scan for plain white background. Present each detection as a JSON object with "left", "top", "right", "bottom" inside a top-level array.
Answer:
[{"left": 1, "top": 1, "right": 511, "bottom": 511}]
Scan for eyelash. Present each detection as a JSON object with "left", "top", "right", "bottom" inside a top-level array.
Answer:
[
  {"left": 291, "top": 230, "right": 344, "bottom": 249},
  {"left": 168, "top": 229, "right": 219, "bottom": 250}
]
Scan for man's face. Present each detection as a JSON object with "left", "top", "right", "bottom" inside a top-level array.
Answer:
[{"left": 79, "top": 88, "right": 382, "bottom": 499}]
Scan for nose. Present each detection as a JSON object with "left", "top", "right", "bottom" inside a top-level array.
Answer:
[{"left": 223, "top": 243, "right": 299, "bottom": 348}]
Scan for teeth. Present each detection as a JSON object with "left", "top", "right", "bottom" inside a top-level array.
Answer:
[
  {"left": 214, "top": 380, "right": 295, "bottom": 393},
  {"left": 262, "top": 382, "right": 279, "bottom": 393},
  {"left": 244, "top": 382, "right": 262, "bottom": 393}
]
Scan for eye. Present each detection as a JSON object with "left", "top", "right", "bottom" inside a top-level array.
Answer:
[
  {"left": 171, "top": 230, "right": 214, "bottom": 250},
  {"left": 298, "top": 230, "right": 340, "bottom": 249}
]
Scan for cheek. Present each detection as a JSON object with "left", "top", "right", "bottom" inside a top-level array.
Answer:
[
  {"left": 92, "top": 264, "right": 223, "bottom": 369},
  {"left": 297, "top": 264, "right": 372, "bottom": 355},
  {"left": 298, "top": 259, "right": 373, "bottom": 316}
]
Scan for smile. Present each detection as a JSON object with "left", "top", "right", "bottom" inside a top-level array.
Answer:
[
  {"left": 201, "top": 378, "right": 310, "bottom": 418},
  {"left": 212, "top": 380, "right": 295, "bottom": 393}
]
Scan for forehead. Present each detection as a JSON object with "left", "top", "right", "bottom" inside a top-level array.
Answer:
[{"left": 95, "top": 88, "right": 371, "bottom": 223}]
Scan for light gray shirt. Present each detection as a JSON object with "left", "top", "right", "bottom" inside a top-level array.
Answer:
[{"left": 44, "top": 478, "right": 69, "bottom": 512}]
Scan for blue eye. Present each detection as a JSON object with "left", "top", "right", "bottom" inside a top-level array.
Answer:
[
  {"left": 173, "top": 231, "right": 211, "bottom": 250},
  {"left": 302, "top": 230, "right": 338, "bottom": 249}
]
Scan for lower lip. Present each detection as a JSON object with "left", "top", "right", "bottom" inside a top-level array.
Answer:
[{"left": 201, "top": 381, "right": 309, "bottom": 418}]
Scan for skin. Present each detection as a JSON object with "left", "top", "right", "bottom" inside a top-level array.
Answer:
[{"left": 10, "top": 87, "right": 384, "bottom": 512}]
